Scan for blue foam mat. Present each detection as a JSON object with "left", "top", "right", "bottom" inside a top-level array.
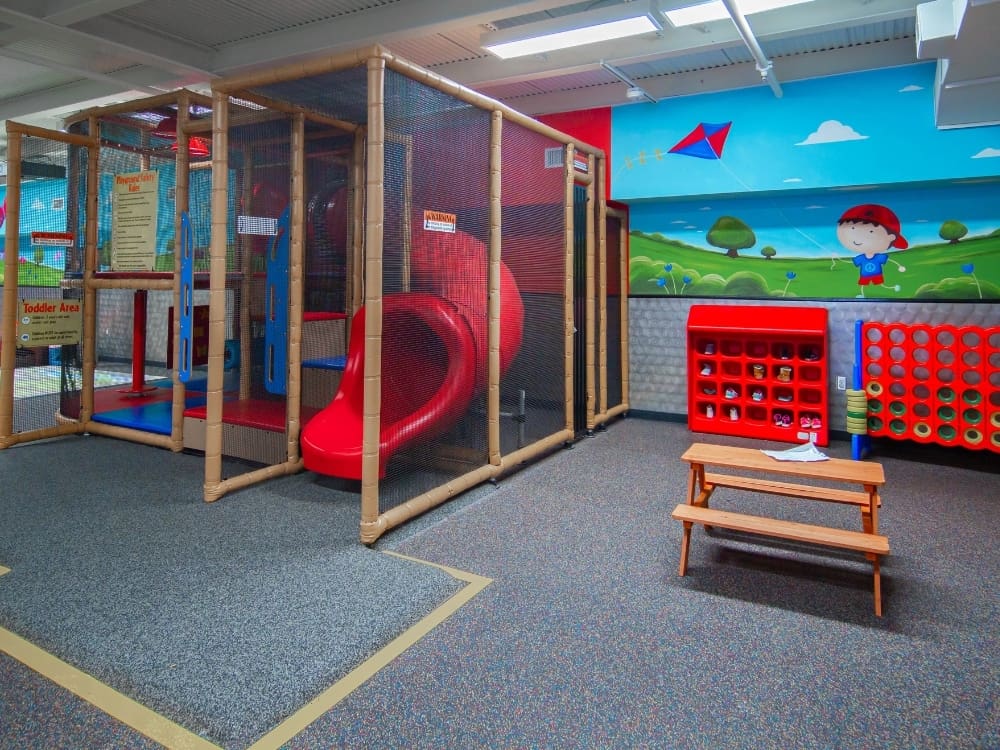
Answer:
[{"left": 92, "top": 396, "right": 207, "bottom": 434}]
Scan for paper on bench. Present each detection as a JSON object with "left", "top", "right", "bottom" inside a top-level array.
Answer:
[{"left": 761, "top": 443, "right": 829, "bottom": 462}]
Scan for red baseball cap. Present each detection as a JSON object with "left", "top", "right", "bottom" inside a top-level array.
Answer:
[{"left": 838, "top": 204, "right": 908, "bottom": 249}]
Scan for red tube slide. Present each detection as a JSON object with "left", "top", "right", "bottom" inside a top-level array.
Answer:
[
  {"left": 302, "top": 227, "right": 524, "bottom": 480},
  {"left": 301, "top": 293, "right": 478, "bottom": 480}
]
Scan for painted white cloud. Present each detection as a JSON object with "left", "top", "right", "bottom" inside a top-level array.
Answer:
[
  {"left": 899, "top": 85, "right": 923, "bottom": 93},
  {"left": 671, "top": 219, "right": 686, "bottom": 224},
  {"left": 796, "top": 119, "right": 869, "bottom": 146},
  {"left": 699, "top": 206, "right": 712, "bottom": 211},
  {"left": 972, "top": 147, "right": 1000, "bottom": 159},
  {"left": 783, "top": 177, "right": 802, "bottom": 183},
  {"left": 805, "top": 205, "right": 825, "bottom": 210}
]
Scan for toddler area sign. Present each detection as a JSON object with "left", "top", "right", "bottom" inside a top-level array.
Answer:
[{"left": 17, "top": 299, "right": 82, "bottom": 347}]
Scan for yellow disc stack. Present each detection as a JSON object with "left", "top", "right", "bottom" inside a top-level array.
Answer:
[{"left": 845, "top": 388, "right": 868, "bottom": 435}]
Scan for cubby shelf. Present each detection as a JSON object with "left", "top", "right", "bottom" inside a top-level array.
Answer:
[{"left": 687, "top": 305, "right": 829, "bottom": 446}]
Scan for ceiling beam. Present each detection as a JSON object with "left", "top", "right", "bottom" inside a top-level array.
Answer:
[
  {"left": 0, "top": 6, "right": 214, "bottom": 77},
  {"left": 0, "top": 75, "right": 152, "bottom": 121},
  {"left": 37, "top": 0, "right": 147, "bottom": 26}
]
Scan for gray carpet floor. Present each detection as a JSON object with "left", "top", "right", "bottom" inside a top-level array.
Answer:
[
  {"left": 2, "top": 418, "right": 998, "bottom": 749},
  {"left": 0, "top": 437, "right": 465, "bottom": 748}
]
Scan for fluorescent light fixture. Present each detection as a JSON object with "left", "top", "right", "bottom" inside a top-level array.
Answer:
[
  {"left": 664, "top": 0, "right": 812, "bottom": 27},
  {"left": 482, "top": 1, "right": 663, "bottom": 59}
]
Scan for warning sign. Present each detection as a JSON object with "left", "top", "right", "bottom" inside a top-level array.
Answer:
[
  {"left": 30, "top": 232, "right": 74, "bottom": 247},
  {"left": 17, "top": 299, "right": 82, "bottom": 347},
  {"left": 423, "top": 210, "right": 456, "bottom": 233}
]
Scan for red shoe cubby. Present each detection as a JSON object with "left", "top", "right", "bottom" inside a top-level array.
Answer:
[
  {"left": 687, "top": 305, "right": 828, "bottom": 445},
  {"left": 861, "top": 322, "right": 1000, "bottom": 452}
]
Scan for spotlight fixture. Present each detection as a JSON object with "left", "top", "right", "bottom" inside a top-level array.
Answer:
[{"left": 482, "top": 0, "right": 663, "bottom": 59}]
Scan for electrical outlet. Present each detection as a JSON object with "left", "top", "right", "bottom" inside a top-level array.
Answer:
[{"left": 836, "top": 376, "right": 847, "bottom": 391}]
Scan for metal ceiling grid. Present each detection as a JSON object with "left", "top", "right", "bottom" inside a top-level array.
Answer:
[
  {"left": 384, "top": 33, "right": 483, "bottom": 69},
  {"left": 113, "top": 0, "right": 400, "bottom": 48}
]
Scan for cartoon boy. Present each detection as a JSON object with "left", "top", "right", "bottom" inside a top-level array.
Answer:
[{"left": 837, "top": 204, "right": 907, "bottom": 297}]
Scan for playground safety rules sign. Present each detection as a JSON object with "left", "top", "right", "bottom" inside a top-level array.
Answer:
[
  {"left": 112, "top": 170, "right": 158, "bottom": 271},
  {"left": 17, "top": 299, "right": 82, "bottom": 347},
  {"left": 423, "top": 210, "right": 456, "bottom": 233}
]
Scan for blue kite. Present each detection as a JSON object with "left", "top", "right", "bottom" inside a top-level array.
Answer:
[{"left": 668, "top": 122, "right": 732, "bottom": 160}]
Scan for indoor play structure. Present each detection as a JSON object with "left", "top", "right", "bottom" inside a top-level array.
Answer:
[
  {"left": 1, "top": 45, "right": 629, "bottom": 543},
  {"left": 1, "top": 91, "right": 216, "bottom": 451}
]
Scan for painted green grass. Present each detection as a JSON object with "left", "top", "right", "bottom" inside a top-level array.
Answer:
[
  {"left": 0, "top": 263, "right": 66, "bottom": 287},
  {"left": 629, "top": 233, "right": 1000, "bottom": 299}
]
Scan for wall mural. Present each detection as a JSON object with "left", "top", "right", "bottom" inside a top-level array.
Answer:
[
  {"left": 614, "top": 63, "right": 1000, "bottom": 300},
  {"left": 628, "top": 182, "right": 1000, "bottom": 300}
]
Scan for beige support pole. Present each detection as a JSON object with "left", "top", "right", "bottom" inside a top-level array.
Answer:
[
  {"left": 563, "top": 144, "right": 576, "bottom": 435},
  {"left": 349, "top": 129, "right": 366, "bottom": 324},
  {"left": 286, "top": 113, "right": 306, "bottom": 462},
  {"left": 204, "top": 91, "right": 230, "bottom": 502},
  {"left": 212, "top": 47, "right": 376, "bottom": 94},
  {"left": 359, "top": 54, "right": 386, "bottom": 544},
  {"left": 609, "top": 206, "right": 630, "bottom": 409},
  {"left": 0, "top": 128, "right": 21, "bottom": 445},
  {"left": 398, "top": 133, "right": 413, "bottom": 292},
  {"left": 487, "top": 110, "right": 503, "bottom": 466},
  {"left": 81, "top": 117, "right": 100, "bottom": 424},
  {"left": 596, "top": 155, "right": 608, "bottom": 422},
  {"left": 170, "top": 93, "right": 191, "bottom": 451},
  {"left": 239, "top": 155, "right": 254, "bottom": 401},
  {"left": 585, "top": 154, "right": 597, "bottom": 432}
]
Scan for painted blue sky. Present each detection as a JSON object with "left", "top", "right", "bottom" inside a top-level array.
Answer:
[
  {"left": 612, "top": 63, "right": 1000, "bottom": 200},
  {"left": 629, "top": 182, "right": 1000, "bottom": 259}
]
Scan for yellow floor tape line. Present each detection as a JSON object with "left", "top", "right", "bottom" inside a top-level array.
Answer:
[
  {"left": 246, "top": 552, "right": 492, "bottom": 750},
  {"left": 0, "top": 553, "right": 491, "bottom": 750},
  {"left": 0, "top": 626, "right": 222, "bottom": 750}
]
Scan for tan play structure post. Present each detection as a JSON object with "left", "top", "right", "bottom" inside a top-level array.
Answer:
[
  {"left": 359, "top": 53, "right": 387, "bottom": 542},
  {"left": 286, "top": 112, "right": 306, "bottom": 464},
  {"left": 563, "top": 144, "right": 577, "bottom": 437},
  {"left": 0, "top": 124, "right": 22, "bottom": 445},
  {"left": 203, "top": 90, "right": 230, "bottom": 500},
  {"left": 584, "top": 154, "right": 598, "bottom": 432},
  {"left": 169, "top": 91, "right": 192, "bottom": 452},
  {"left": 607, "top": 204, "right": 630, "bottom": 421},
  {"left": 488, "top": 110, "right": 503, "bottom": 468}
]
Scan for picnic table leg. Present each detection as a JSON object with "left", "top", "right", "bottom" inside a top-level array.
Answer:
[
  {"left": 678, "top": 521, "right": 693, "bottom": 576},
  {"left": 686, "top": 465, "right": 699, "bottom": 505},
  {"left": 870, "top": 553, "right": 883, "bottom": 617}
]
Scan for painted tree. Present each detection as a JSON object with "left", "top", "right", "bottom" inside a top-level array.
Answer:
[
  {"left": 706, "top": 215, "right": 756, "bottom": 258},
  {"left": 760, "top": 245, "right": 776, "bottom": 260},
  {"left": 939, "top": 220, "right": 968, "bottom": 244}
]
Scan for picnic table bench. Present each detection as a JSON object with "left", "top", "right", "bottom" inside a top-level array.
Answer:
[{"left": 671, "top": 442, "right": 890, "bottom": 615}]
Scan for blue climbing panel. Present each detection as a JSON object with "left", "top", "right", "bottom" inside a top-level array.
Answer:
[{"left": 265, "top": 206, "right": 290, "bottom": 394}]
